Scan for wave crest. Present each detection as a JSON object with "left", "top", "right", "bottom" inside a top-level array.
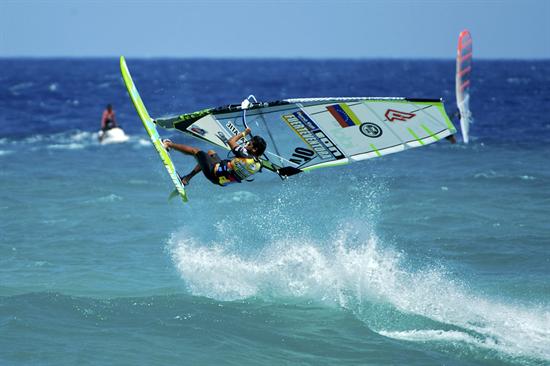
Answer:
[{"left": 169, "top": 227, "right": 550, "bottom": 362}]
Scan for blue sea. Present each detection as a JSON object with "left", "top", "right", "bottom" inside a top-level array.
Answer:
[{"left": 1, "top": 59, "right": 549, "bottom": 365}]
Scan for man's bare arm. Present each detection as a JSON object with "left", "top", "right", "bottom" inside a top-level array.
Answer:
[{"left": 228, "top": 127, "right": 251, "bottom": 150}]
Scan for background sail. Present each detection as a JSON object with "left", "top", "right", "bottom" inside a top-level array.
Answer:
[
  {"left": 456, "top": 30, "right": 473, "bottom": 143},
  {"left": 156, "top": 97, "right": 456, "bottom": 175}
]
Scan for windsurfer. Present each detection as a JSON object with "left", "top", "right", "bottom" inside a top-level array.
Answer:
[{"left": 162, "top": 127, "right": 267, "bottom": 186}]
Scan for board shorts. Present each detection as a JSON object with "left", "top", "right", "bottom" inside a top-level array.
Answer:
[{"left": 195, "top": 150, "right": 222, "bottom": 185}]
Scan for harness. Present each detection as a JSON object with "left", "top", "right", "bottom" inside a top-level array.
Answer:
[
  {"left": 231, "top": 157, "right": 261, "bottom": 180},
  {"left": 214, "top": 157, "right": 261, "bottom": 186}
]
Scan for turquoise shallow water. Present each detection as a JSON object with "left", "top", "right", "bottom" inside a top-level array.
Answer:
[{"left": 1, "top": 59, "right": 549, "bottom": 365}]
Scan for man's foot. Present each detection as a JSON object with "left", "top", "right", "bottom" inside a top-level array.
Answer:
[
  {"left": 179, "top": 173, "right": 191, "bottom": 186},
  {"left": 162, "top": 139, "right": 172, "bottom": 151}
]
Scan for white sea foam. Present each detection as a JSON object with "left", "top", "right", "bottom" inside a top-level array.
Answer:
[
  {"left": 47, "top": 143, "right": 85, "bottom": 150},
  {"left": 138, "top": 138, "right": 151, "bottom": 147},
  {"left": 380, "top": 329, "right": 488, "bottom": 343},
  {"left": 519, "top": 175, "right": 535, "bottom": 180},
  {"left": 217, "top": 191, "right": 261, "bottom": 203},
  {"left": 97, "top": 194, "right": 123, "bottom": 203},
  {"left": 13, "top": 130, "right": 136, "bottom": 150},
  {"left": 24, "top": 134, "right": 46, "bottom": 144},
  {"left": 71, "top": 131, "right": 94, "bottom": 142},
  {"left": 507, "top": 77, "right": 531, "bottom": 85},
  {"left": 82, "top": 194, "right": 124, "bottom": 205},
  {"left": 9, "top": 82, "right": 34, "bottom": 95},
  {"left": 169, "top": 229, "right": 550, "bottom": 362},
  {"left": 474, "top": 170, "right": 537, "bottom": 181}
]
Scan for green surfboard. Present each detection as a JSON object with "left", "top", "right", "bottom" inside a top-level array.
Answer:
[{"left": 120, "top": 56, "right": 188, "bottom": 203}]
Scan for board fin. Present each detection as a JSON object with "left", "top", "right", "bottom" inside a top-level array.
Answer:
[{"left": 168, "top": 189, "right": 180, "bottom": 201}]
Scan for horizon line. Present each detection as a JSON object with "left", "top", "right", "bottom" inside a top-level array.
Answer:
[{"left": 1, "top": 56, "right": 549, "bottom": 61}]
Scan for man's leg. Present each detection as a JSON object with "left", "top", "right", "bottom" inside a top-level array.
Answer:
[
  {"left": 181, "top": 150, "right": 218, "bottom": 185},
  {"left": 163, "top": 140, "right": 200, "bottom": 156},
  {"left": 181, "top": 164, "right": 201, "bottom": 186}
]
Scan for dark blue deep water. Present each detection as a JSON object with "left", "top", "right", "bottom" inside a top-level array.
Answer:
[{"left": 1, "top": 59, "right": 549, "bottom": 365}]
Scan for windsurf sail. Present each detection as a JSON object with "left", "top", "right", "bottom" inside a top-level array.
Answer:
[
  {"left": 456, "top": 29, "right": 473, "bottom": 143},
  {"left": 155, "top": 97, "right": 456, "bottom": 177}
]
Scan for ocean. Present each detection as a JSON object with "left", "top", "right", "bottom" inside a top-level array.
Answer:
[{"left": 1, "top": 59, "right": 549, "bottom": 365}]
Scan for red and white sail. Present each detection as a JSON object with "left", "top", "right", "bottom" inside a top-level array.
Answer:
[{"left": 456, "top": 30, "right": 473, "bottom": 143}]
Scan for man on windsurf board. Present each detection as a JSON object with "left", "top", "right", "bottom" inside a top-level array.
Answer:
[{"left": 162, "top": 127, "right": 267, "bottom": 186}]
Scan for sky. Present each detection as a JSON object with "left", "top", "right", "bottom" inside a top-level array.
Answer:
[{"left": 0, "top": 0, "right": 549, "bottom": 59}]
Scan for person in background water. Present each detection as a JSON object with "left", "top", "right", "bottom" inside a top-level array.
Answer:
[
  {"left": 101, "top": 104, "right": 118, "bottom": 132},
  {"left": 162, "top": 127, "right": 267, "bottom": 187}
]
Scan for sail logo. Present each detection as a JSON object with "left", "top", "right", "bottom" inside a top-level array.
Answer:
[
  {"left": 326, "top": 104, "right": 362, "bottom": 128},
  {"left": 190, "top": 125, "right": 206, "bottom": 136},
  {"left": 226, "top": 121, "right": 240, "bottom": 137},
  {"left": 360, "top": 123, "right": 383, "bottom": 138},
  {"left": 385, "top": 109, "right": 416, "bottom": 122},
  {"left": 216, "top": 132, "right": 229, "bottom": 146},
  {"left": 282, "top": 112, "right": 344, "bottom": 161}
]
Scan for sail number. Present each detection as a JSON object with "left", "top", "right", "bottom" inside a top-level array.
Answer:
[{"left": 290, "top": 147, "right": 315, "bottom": 165}]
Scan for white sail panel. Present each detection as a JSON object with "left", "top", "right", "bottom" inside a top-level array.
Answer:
[{"left": 155, "top": 97, "right": 456, "bottom": 176}]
